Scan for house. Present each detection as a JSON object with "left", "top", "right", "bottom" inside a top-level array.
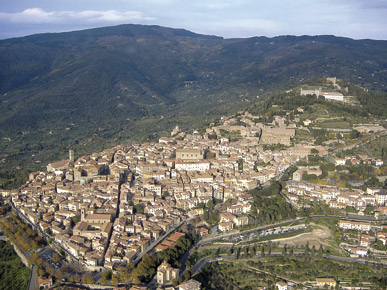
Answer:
[
  {"left": 47, "top": 159, "right": 71, "bottom": 173},
  {"left": 316, "top": 277, "right": 336, "bottom": 287},
  {"left": 155, "top": 244, "right": 171, "bottom": 252},
  {"left": 276, "top": 281, "right": 287, "bottom": 290},
  {"left": 175, "top": 160, "right": 210, "bottom": 172},
  {"left": 178, "top": 279, "right": 201, "bottom": 290},
  {"left": 349, "top": 246, "right": 368, "bottom": 257},
  {"left": 376, "top": 231, "right": 386, "bottom": 245},
  {"left": 219, "top": 221, "right": 234, "bottom": 232},
  {"left": 227, "top": 204, "right": 244, "bottom": 215},
  {"left": 219, "top": 212, "right": 236, "bottom": 223},
  {"left": 195, "top": 226, "right": 209, "bottom": 237},
  {"left": 378, "top": 206, "right": 387, "bottom": 215},
  {"left": 176, "top": 148, "right": 204, "bottom": 160},
  {"left": 338, "top": 220, "right": 371, "bottom": 232},
  {"left": 233, "top": 216, "right": 249, "bottom": 227},
  {"left": 167, "top": 232, "right": 185, "bottom": 243},
  {"left": 322, "top": 92, "right": 344, "bottom": 101},
  {"left": 38, "top": 276, "right": 53, "bottom": 289},
  {"left": 334, "top": 158, "right": 346, "bottom": 166},
  {"left": 360, "top": 234, "right": 370, "bottom": 247},
  {"left": 157, "top": 262, "right": 179, "bottom": 284},
  {"left": 260, "top": 128, "right": 295, "bottom": 146},
  {"left": 375, "top": 190, "right": 387, "bottom": 205},
  {"left": 300, "top": 88, "right": 321, "bottom": 96},
  {"left": 81, "top": 209, "right": 112, "bottom": 226}
]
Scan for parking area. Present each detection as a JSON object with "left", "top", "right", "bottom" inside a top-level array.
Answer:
[{"left": 221, "top": 224, "right": 307, "bottom": 242}]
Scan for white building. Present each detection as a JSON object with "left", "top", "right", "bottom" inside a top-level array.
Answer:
[
  {"left": 322, "top": 92, "right": 344, "bottom": 101},
  {"left": 175, "top": 160, "right": 210, "bottom": 172},
  {"left": 276, "top": 281, "right": 288, "bottom": 290}
]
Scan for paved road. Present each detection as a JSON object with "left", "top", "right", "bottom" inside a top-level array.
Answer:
[
  {"left": 193, "top": 257, "right": 211, "bottom": 274},
  {"left": 133, "top": 217, "right": 194, "bottom": 265},
  {"left": 27, "top": 265, "right": 38, "bottom": 290}
]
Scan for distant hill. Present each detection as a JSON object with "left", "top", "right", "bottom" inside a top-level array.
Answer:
[{"left": 0, "top": 24, "right": 387, "bottom": 186}]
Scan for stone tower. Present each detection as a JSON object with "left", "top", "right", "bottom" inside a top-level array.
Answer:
[{"left": 81, "top": 208, "right": 86, "bottom": 221}]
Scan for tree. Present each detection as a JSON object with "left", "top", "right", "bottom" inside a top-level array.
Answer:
[
  {"left": 132, "top": 276, "right": 141, "bottom": 285},
  {"left": 350, "top": 130, "right": 361, "bottom": 139},
  {"left": 311, "top": 148, "right": 319, "bottom": 154},
  {"left": 183, "top": 270, "right": 191, "bottom": 280},
  {"left": 135, "top": 204, "right": 144, "bottom": 214},
  {"left": 289, "top": 249, "right": 294, "bottom": 257},
  {"left": 32, "top": 252, "right": 40, "bottom": 263},
  {"left": 54, "top": 270, "right": 63, "bottom": 280},
  {"left": 207, "top": 200, "right": 214, "bottom": 209},
  {"left": 270, "top": 181, "right": 282, "bottom": 195},
  {"left": 52, "top": 253, "right": 61, "bottom": 264},
  {"left": 71, "top": 215, "right": 81, "bottom": 226},
  {"left": 305, "top": 242, "right": 310, "bottom": 254},
  {"left": 318, "top": 245, "right": 323, "bottom": 257},
  {"left": 101, "top": 270, "right": 112, "bottom": 281},
  {"left": 382, "top": 146, "right": 387, "bottom": 162},
  {"left": 111, "top": 273, "right": 120, "bottom": 286},
  {"left": 82, "top": 274, "right": 94, "bottom": 284},
  {"left": 162, "top": 191, "right": 170, "bottom": 199},
  {"left": 365, "top": 205, "right": 376, "bottom": 215},
  {"left": 38, "top": 267, "right": 46, "bottom": 277}
]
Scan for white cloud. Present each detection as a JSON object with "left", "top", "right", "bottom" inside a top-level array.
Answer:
[
  {"left": 0, "top": 8, "right": 155, "bottom": 24},
  {"left": 141, "top": 0, "right": 177, "bottom": 5},
  {"left": 196, "top": 0, "right": 247, "bottom": 10}
]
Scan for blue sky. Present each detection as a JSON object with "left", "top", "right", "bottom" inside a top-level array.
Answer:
[{"left": 0, "top": 0, "right": 387, "bottom": 40}]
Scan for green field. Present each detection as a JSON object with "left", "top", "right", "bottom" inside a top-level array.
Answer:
[
  {"left": 316, "top": 120, "right": 351, "bottom": 129},
  {"left": 295, "top": 129, "right": 314, "bottom": 142}
]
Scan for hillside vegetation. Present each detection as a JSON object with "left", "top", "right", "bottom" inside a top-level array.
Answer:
[
  {"left": 0, "top": 24, "right": 387, "bottom": 187},
  {"left": 0, "top": 241, "right": 30, "bottom": 290}
]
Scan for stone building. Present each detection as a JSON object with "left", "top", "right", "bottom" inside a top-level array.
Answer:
[{"left": 157, "top": 262, "right": 179, "bottom": 284}]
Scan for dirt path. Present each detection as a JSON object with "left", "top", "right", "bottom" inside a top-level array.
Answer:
[{"left": 276, "top": 224, "right": 331, "bottom": 248}]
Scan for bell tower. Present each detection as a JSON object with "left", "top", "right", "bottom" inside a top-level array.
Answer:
[{"left": 81, "top": 208, "right": 86, "bottom": 221}]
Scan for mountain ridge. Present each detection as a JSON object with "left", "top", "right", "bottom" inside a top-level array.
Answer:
[{"left": 0, "top": 24, "right": 386, "bottom": 185}]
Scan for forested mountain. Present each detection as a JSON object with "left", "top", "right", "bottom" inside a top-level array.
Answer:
[{"left": 0, "top": 24, "right": 386, "bottom": 186}]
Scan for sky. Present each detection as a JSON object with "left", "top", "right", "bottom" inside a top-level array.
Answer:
[{"left": 0, "top": 0, "right": 387, "bottom": 40}]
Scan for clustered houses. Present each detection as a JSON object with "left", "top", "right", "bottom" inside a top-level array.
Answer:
[
  {"left": 337, "top": 220, "right": 387, "bottom": 257},
  {"left": 11, "top": 111, "right": 327, "bottom": 269},
  {"left": 334, "top": 155, "right": 384, "bottom": 167},
  {"left": 285, "top": 181, "right": 387, "bottom": 212},
  {"left": 338, "top": 220, "right": 372, "bottom": 257}
]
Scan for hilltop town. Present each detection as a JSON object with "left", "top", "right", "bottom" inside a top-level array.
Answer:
[
  {"left": 11, "top": 109, "right": 303, "bottom": 269},
  {"left": 1, "top": 78, "right": 387, "bottom": 289}
]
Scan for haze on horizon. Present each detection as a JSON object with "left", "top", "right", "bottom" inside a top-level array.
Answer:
[{"left": 0, "top": 0, "right": 387, "bottom": 40}]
